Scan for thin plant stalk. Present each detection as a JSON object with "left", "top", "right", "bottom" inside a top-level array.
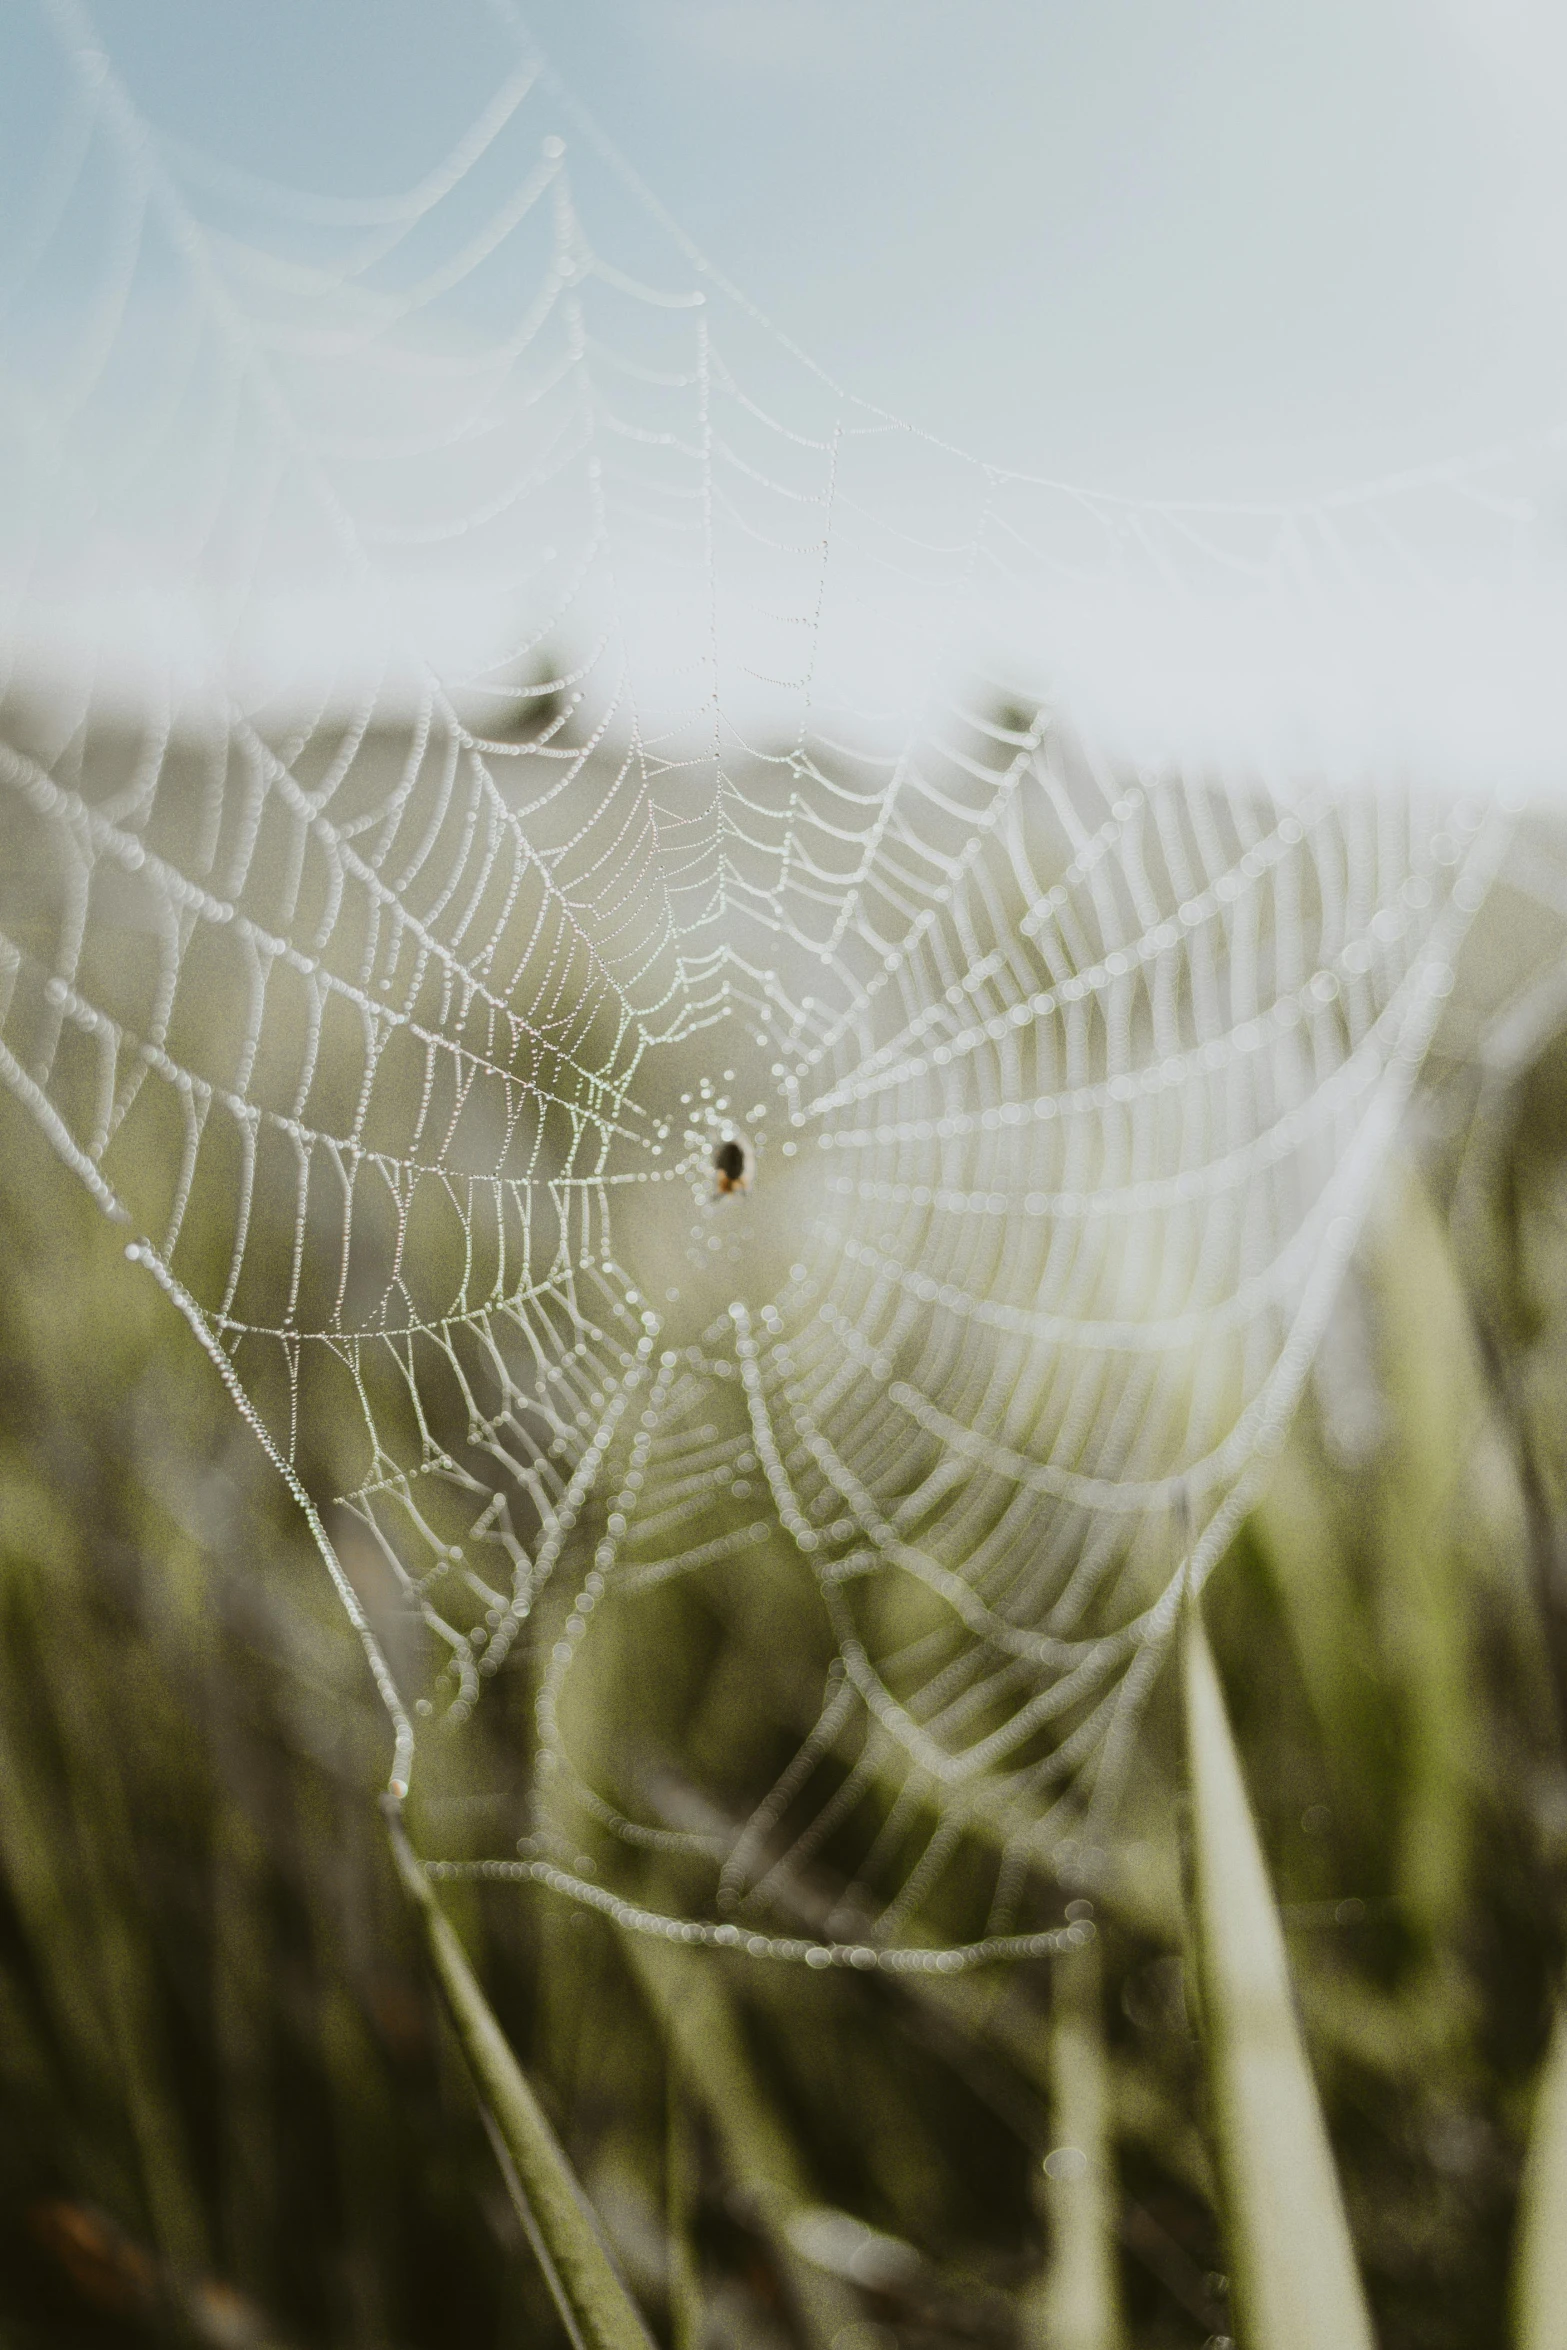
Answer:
[
  {"left": 1514, "top": 1996, "right": 1567, "bottom": 2350},
  {"left": 624, "top": 1932, "right": 860, "bottom": 2348},
  {"left": 382, "top": 1800, "right": 655, "bottom": 2350},
  {"left": 1182, "top": 1590, "right": 1376, "bottom": 2350},
  {"left": 664, "top": 2061, "right": 704, "bottom": 2350},
  {"left": 1022, "top": 1928, "right": 1126, "bottom": 2350}
]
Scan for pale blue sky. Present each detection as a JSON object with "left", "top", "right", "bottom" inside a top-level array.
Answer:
[
  {"left": 52, "top": 0, "right": 1567, "bottom": 496},
  {"left": 5, "top": 0, "right": 1566, "bottom": 781}
]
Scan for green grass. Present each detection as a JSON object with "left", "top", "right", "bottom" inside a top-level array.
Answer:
[{"left": 4, "top": 1028, "right": 1567, "bottom": 2348}]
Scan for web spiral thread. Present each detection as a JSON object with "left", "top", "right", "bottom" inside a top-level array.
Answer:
[{"left": 0, "top": 0, "right": 1523, "bottom": 1965}]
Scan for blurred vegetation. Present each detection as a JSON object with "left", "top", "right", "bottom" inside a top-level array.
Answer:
[{"left": 4, "top": 996, "right": 1567, "bottom": 2350}]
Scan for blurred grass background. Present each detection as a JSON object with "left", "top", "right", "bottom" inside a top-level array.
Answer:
[{"left": 3, "top": 995, "right": 1567, "bottom": 2350}]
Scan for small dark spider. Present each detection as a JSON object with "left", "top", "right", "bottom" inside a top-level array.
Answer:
[{"left": 712, "top": 1137, "right": 749, "bottom": 1194}]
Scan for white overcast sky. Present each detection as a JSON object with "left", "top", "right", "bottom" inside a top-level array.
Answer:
[
  {"left": 5, "top": 0, "right": 1566, "bottom": 779},
  {"left": 66, "top": 0, "right": 1567, "bottom": 498}
]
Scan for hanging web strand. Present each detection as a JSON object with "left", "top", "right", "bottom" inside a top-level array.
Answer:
[{"left": 0, "top": 0, "right": 1524, "bottom": 1968}]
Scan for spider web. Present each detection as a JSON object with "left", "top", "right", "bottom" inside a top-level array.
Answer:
[{"left": 0, "top": 0, "right": 1540, "bottom": 1968}]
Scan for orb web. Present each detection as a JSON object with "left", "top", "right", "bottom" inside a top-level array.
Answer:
[{"left": 0, "top": 0, "right": 1531, "bottom": 1965}]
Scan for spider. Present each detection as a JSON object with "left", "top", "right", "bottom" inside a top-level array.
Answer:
[{"left": 712, "top": 1137, "right": 750, "bottom": 1195}]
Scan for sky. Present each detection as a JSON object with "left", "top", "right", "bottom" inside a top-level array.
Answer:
[
  {"left": 5, "top": 0, "right": 1567, "bottom": 776},
  {"left": 55, "top": 0, "right": 1567, "bottom": 496}
]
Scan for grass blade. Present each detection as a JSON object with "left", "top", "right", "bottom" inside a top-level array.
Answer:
[
  {"left": 664, "top": 2064, "right": 704, "bottom": 2350},
  {"left": 382, "top": 1801, "right": 655, "bottom": 2350},
  {"left": 1182, "top": 1592, "right": 1375, "bottom": 2350},
  {"left": 1515, "top": 1997, "right": 1567, "bottom": 2350},
  {"left": 1023, "top": 1928, "right": 1126, "bottom": 2349},
  {"left": 623, "top": 1933, "right": 861, "bottom": 2347}
]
